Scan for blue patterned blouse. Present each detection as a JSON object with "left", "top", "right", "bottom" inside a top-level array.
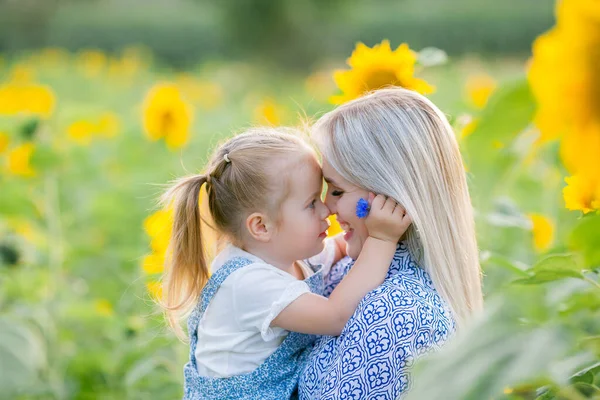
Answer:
[{"left": 299, "top": 241, "right": 456, "bottom": 400}]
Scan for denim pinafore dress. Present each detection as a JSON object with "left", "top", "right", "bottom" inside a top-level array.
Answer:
[{"left": 183, "top": 256, "right": 324, "bottom": 400}]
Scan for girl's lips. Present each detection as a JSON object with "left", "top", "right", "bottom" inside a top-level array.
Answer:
[{"left": 318, "top": 231, "right": 328, "bottom": 239}]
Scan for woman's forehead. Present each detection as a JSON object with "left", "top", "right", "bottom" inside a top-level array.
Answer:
[{"left": 321, "top": 159, "right": 343, "bottom": 185}]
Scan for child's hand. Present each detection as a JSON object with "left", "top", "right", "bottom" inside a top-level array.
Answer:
[{"left": 364, "top": 193, "right": 412, "bottom": 243}]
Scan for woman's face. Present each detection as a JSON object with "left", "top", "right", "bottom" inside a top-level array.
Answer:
[{"left": 321, "top": 158, "right": 370, "bottom": 260}]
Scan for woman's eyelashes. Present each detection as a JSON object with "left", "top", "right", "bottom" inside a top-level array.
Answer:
[{"left": 331, "top": 190, "right": 344, "bottom": 197}]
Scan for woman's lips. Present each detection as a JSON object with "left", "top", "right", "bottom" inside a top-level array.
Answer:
[{"left": 343, "top": 229, "right": 354, "bottom": 241}]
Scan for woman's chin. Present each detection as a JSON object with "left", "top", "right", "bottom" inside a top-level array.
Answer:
[{"left": 346, "top": 243, "right": 361, "bottom": 260}]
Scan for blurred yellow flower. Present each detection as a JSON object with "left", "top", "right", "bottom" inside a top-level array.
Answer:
[
  {"left": 77, "top": 49, "right": 107, "bottom": 77},
  {"left": 458, "top": 116, "right": 479, "bottom": 139},
  {"left": 563, "top": 175, "right": 600, "bottom": 214},
  {"left": 0, "top": 82, "right": 56, "bottom": 119},
  {"left": 67, "top": 120, "right": 96, "bottom": 146},
  {"left": 146, "top": 281, "right": 163, "bottom": 300},
  {"left": 67, "top": 113, "right": 121, "bottom": 145},
  {"left": 142, "top": 83, "right": 193, "bottom": 149},
  {"left": 528, "top": 213, "right": 555, "bottom": 252},
  {"left": 143, "top": 208, "right": 173, "bottom": 254},
  {"left": 10, "top": 64, "right": 36, "bottom": 83},
  {"left": 330, "top": 40, "right": 434, "bottom": 105},
  {"left": 0, "top": 131, "right": 9, "bottom": 154},
  {"left": 6, "top": 142, "right": 36, "bottom": 177},
  {"left": 94, "top": 299, "right": 114, "bottom": 317},
  {"left": 465, "top": 74, "right": 497, "bottom": 109},
  {"left": 177, "top": 74, "right": 224, "bottom": 110},
  {"left": 253, "top": 98, "right": 285, "bottom": 126},
  {"left": 97, "top": 112, "right": 121, "bottom": 138},
  {"left": 528, "top": 0, "right": 600, "bottom": 146},
  {"left": 10, "top": 218, "right": 46, "bottom": 247},
  {"left": 37, "top": 48, "right": 70, "bottom": 68},
  {"left": 142, "top": 252, "right": 165, "bottom": 275}
]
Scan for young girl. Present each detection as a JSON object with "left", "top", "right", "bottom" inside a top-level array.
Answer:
[{"left": 160, "top": 127, "right": 411, "bottom": 400}]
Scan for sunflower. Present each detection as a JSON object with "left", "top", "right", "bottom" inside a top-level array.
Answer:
[
  {"left": 67, "top": 113, "right": 121, "bottom": 145},
  {"left": 6, "top": 142, "right": 36, "bottom": 177},
  {"left": 0, "top": 83, "right": 56, "bottom": 119},
  {"left": 563, "top": 174, "right": 600, "bottom": 214},
  {"left": 67, "top": 120, "right": 96, "bottom": 146},
  {"left": 528, "top": 213, "right": 555, "bottom": 252},
  {"left": 528, "top": 0, "right": 600, "bottom": 154},
  {"left": 465, "top": 74, "right": 497, "bottom": 109},
  {"left": 142, "top": 83, "right": 193, "bottom": 149},
  {"left": 330, "top": 40, "right": 434, "bottom": 105},
  {"left": 0, "top": 131, "right": 9, "bottom": 154},
  {"left": 253, "top": 98, "right": 286, "bottom": 126},
  {"left": 146, "top": 281, "right": 163, "bottom": 300},
  {"left": 143, "top": 208, "right": 173, "bottom": 255},
  {"left": 77, "top": 49, "right": 107, "bottom": 77}
]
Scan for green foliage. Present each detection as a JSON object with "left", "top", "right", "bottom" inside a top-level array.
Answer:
[{"left": 0, "top": 0, "right": 554, "bottom": 68}]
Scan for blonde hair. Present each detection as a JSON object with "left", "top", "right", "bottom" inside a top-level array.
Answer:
[
  {"left": 159, "top": 127, "right": 312, "bottom": 338},
  {"left": 313, "top": 88, "right": 483, "bottom": 328}
]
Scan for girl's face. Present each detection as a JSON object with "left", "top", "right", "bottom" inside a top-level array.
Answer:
[
  {"left": 272, "top": 155, "right": 332, "bottom": 262},
  {"left": 321, "top": 159, "right": 370, "bottom": 260}
]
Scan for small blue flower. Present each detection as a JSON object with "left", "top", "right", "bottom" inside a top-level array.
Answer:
[{"left": 356, "top": 198, "right": 370, "bottom": 218}]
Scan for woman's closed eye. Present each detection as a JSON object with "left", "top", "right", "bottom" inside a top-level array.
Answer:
[{"left": 331, "top": 190, "right": 344, "bottom": 197}]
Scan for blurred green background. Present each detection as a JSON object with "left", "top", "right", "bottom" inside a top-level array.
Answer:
[
  {"left": 2, "top": 0, "right": 599, "bottom": 399},
  {"left": 0, "top": 0, "right": 554, "bottom": 69}
]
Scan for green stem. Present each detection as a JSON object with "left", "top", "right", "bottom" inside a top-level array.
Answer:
[
  {"left": 582, "top": 274, "right": 600, "bottom": 291},
  {"left": 44, "top": 172, "right": 66, "bottom": 398}
]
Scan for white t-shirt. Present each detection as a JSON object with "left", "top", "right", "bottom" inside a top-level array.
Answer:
[{"left": 194, "top": 239, "right": 337, "bottom": 378}]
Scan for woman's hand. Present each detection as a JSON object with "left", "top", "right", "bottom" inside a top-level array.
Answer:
[{"left": 365, "top": 193, "right": 412, "bottom": 243}]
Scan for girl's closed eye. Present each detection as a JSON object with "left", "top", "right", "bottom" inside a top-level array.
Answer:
[{"left": 308, "top": 199, "right": 317, "bottom": 209}]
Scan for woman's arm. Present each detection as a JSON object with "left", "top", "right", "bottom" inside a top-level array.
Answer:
[{"left": 272, "top": 194, "right": 412, "bottom": 336}]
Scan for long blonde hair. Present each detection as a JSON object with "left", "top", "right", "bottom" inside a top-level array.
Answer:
[
  {"left": 159, "top": 127, "right": 312, "bottom": 338},
  {"left": 313, "top": 88, "right": 483, "bottom": 327}
]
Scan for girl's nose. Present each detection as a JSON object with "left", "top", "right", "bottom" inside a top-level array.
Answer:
[{"left": 320, "top": 200, "right": 331, "bottom": 219}]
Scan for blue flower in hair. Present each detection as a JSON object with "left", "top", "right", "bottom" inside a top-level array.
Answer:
[{"left": 356, "top": 198, "right": 370, "bottom": 219}]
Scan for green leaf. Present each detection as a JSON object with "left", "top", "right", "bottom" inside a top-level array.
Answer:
[
  {"left": 463, "top": 78, "right": 536, "bottom": 199},
  {"left": 483, "top": 252, "right": 529, "bottom": 277},
  {"left": 513, "top": 254, "right": 586, "bottom": 285},
  {"left": 571, "top": 362, "right": 600, "bottom": 383},
  {"left": 20, "top": 118, "right": 40, "bottom": 140},
  {"left": 467, "top": 78, "right": 535, "bottom": 147},
  {"left": 570, "top": 215, "right": 600, "bottom": 269},
  {"left": 0, "top": 316, "right": 46, "bottom": 395},
  {"left": 31, "top": 144, "right": 62, "bottom": 170}
]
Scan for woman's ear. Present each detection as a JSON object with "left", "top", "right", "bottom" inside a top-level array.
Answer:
[{"left": 245, "top": 212, "right": 273, "bottom": 242}]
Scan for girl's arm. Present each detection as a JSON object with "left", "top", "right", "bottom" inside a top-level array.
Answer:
[{"left": 272, "top": 194, "right": 411, "bottom": 336}]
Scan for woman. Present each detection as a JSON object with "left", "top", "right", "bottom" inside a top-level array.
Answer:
[{"left": 299, "top": 88, "right": 483, "bottom": 399}]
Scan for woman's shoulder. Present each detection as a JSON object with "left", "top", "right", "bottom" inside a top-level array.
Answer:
[{"left": 346, "top": 272, "right": 455, "bottom": 340}]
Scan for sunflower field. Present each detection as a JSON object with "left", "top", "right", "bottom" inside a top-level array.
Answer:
[{"left": 1, "top": 0, "right": 599, "bottom": 399}]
